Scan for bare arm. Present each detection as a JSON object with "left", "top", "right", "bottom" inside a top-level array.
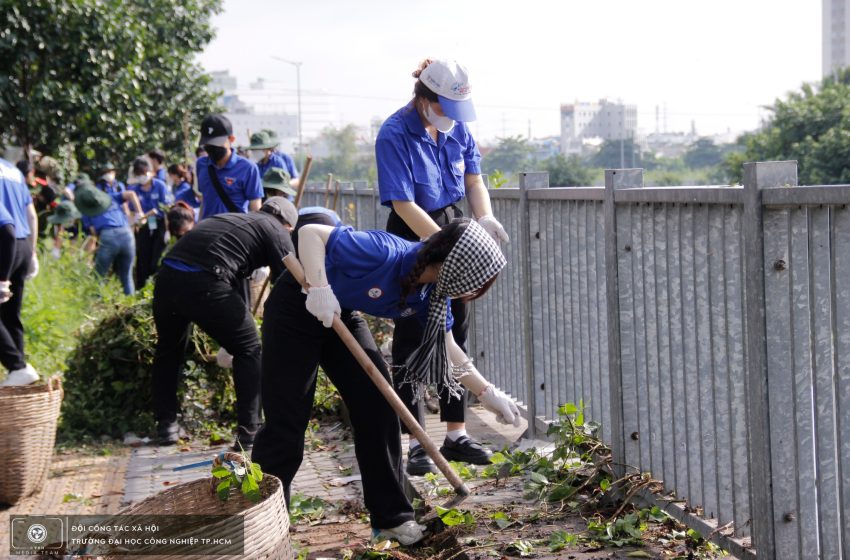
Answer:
[
  {"left": 464, "top": 173, "right": 493, "bottom": 219},
  {"left": 248, "top": 198, "right": 262, "bottom": 212},
  {"left": 298, "top": 224, "right": 335, "bottom": 287},
  {"left": 390, "top": 200, "right": 440, "bottom": 239},
  {"left": 27, "top": 203, "right": 37, "bottom": 249},
  {"left": 121, "top": 191, "right": 144, "bottom": 215}
]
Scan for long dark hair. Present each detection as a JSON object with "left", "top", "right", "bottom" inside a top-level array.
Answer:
[
  {"left": 398, "top": 218, "right": 498, "bottom": 307},
  {"left": 167, "top": 163, "right": 192, "bottom": 184}
]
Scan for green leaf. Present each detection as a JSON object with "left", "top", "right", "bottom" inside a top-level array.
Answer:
[
  {"left": 530, "top": 471, "right": 549, "bottom": 485},
  {"left": 491, "top": 511, "right": 512, "bottom": 529},
  {"left": 211, "top": 466, "right": 231, "bottom": 479},
  {"left": 216, "top": 480, "right": 231, "bottom": 501}
]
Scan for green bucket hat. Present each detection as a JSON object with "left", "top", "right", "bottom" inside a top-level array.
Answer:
[
  {"left": 47, "top": 200, "right": 82, "bottom": 226},
  {"left": 75, "top": 172, "right": 91, "bottom": 184},
  {"left": 262, "top": 167, "right": 296, "bottom": 197},
  {"left": 248, "top": 129, "right": 280, "bottom": 150},
  {"left": 73, "top": 183, "right": 113, "bottom": 216}
]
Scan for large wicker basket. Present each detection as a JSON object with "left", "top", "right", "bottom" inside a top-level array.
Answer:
[
  {"left": 0, "top": 375, "right": 63, "bottom": 505},
  {"left": 100, "top": 472, "right": 291, "bottom": 559},
  {"left": 249, "top": 277, "right": 270, "bottom": 319}
]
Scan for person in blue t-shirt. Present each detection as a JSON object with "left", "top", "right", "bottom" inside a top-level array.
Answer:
[
  {"left": 196, "top": 114, "right": 263, "bottom": 219},
  {"left": 96, "top": 163, "right": 126, "bottom": 195},
  {"left": 253, "top": 218, "right": 520, "bottom": 547},
  {"left": 0, "top": 157, "right": 40, "bottom": 386},
  {"left": 148, "top": 149, "right": 167, "bottom": 183},
  {"left": 129, "top": 157, "right": 172, "bottom": 288},
  {"left": 246, "top": 130, "right": 300, "bottom": 186},
  {"left": 167, "top": 163, "right": 201, "bottom": 210},
  {"left": 375, "top": 59, "right": 511, "bottom": 475},
  {"left": 76, "top": 179, "right": 144, "bottom": 295}
]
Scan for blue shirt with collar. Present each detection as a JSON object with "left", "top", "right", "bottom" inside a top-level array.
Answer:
[
  {"left": 258, "top": 151, "right": 299, "bottom": 180},
  {"left": 155, "top": 168, "right": 167, "bottom": 183},
  {"left": 97, "top": 179, "right": 126, "bottom": 194},
  {"left": 173, "top": 181, "right": 201, "bottom": 208},
  {"left": 196, "top": 151, "right": 263, "bottom": 219},
  {"left": 81, "top": 192, "right": 129, "bottom": 234},
  {"left": 325, "top": 226, "right": 452, "bottom": 329},
  {"left": 129, "top": 178, "right": 171, "bottom": 217},
  {"left": 0, "top": 158, "right": 32, "bottom": 239},
  {"left": 375, "top": 102, "right": 482, "bottom": 213},
  {"left": 0, "top": 200, "right": 14, "bottom": 229}
]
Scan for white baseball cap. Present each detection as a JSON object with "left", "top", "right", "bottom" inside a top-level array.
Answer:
[{"left": 419, "top": 59, "right": 477, "bottom": 122}]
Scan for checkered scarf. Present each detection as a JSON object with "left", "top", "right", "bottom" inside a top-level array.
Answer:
[{"left": 401, "top": 220, "right": 507, "bottom": 401}]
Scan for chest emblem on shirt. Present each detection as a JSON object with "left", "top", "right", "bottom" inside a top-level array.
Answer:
[
  {"left": 368, "top": 287, "right": 383, "bottom": 299},
  {"left": 400, "top": 307, "right": 415, "bottom": 317},
  {"left": 225, "top": 177, "right": 235, "bottom": 186}
]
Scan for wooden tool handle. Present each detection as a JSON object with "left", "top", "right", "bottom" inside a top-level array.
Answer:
[
  {"left": 282, "top": 254, "right": 469, "bottom": 496},
  {"left": 293, "top": 156, "right": 313, "bottom": 208}
]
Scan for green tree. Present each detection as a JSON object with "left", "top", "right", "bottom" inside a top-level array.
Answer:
[
  {"left": 723, "top": 68, "right": 850, "bottom": 184},
  {"left": 0, "top": 0, "right": 221, "bottom": 170},
  {"left": 683, "top": 138, "right": 723, "bottom": 168},
  {"left": 588, "top": 138, "right": 642, "bottom": 169},
  {"left": 543, "top": 154, "right": 595, "bottom": 186},
  {"left": 482, "top": 135, "right": 533, "bottom": 175},
  {"left": 310, "top": 124, "right": 376, "bottom": 181}
]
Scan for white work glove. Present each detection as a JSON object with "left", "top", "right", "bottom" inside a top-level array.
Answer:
[
  {"left": 0, "top": 281, "right": 12, "bottom": 304},
  {"left": 251, "top": 266, "right": 270, "bottom": 283},
  {"left": 216, "top": 347, "right": 233, "bottom": 368},
  {"left": 479, "top": 385, "right": 521, "bottom": 427},
  {"left": 51, "top": 246, "right": 61, "bottom": 259},
  {"left": 129, "top": 212, "right": 144, "bottom": 226},
  {"left": 477, "top": 215, "right": 510, "bottom": 243},
  {"left": 305, "top": 285, "right": 341, "bottom": 328},
  {"left": 25, "top": 253, "right": 39, "bottom": 280}
]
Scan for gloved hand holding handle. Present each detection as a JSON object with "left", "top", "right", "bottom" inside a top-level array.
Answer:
[{"left": 305, "top": 285, "right": 341, "bottom": 328}]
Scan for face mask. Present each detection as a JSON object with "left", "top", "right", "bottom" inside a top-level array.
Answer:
[
  {"left": 205, "top": 145, "right": 228, "bottom": 163},
  {"left": 131, "top": 174, "right": 149, "bottom": 185},
  {"left": 423, "top": 104, "right": 455, "bottom": 133},
  {"left": 102, "top": 172, "right": 116, "bottom": 183}
]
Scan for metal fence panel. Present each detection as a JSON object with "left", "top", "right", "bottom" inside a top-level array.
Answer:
[{"left": 833, "top": 206, "right": 850, "bottom": 558}]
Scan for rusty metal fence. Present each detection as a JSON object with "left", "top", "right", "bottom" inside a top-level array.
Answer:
[{"left": 297, "top": 161, "right": 848, "bottom": 559}]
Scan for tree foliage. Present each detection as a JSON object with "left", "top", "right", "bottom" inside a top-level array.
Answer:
[
  {"left": 683, "top": 138, "right": 724, "bottom": 169},
  {"left": 310, "top": 124, "right": 377, "bottom": 181},
  {"left": 482, "top": 135, "right": 533, "bottom": 175},
  {"left": 724, "top": 68, "right": 850, "bottom": 185},
  {"left": 588, "top": 138, "right": 642, "bottom": 169},
  {"left": 543, "top": 154, "right": 594, "bottom": 187},
  {"left": 0, "top": 0, "right": 222, "bottom": 172}
]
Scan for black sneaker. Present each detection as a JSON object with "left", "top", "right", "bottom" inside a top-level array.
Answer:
[
  {"left": 156, "top": 421, "right": 180, "bottom": 446},
  {"left": 406, "top": 445, "right": 438, "bottom": 476},
  {"left": 439, "top": 435, "right": 493, "bottom": 465},
  {"left": 232, "top": 425, "right": 259, "bottom": 452}
]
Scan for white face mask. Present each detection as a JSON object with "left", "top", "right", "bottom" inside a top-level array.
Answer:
[
  {"left": 131, "top": 174, "right": 150, "bottom": 185},
  {"left": 423, "top": 104, "right": 455, "bottom": 133},
  {"left": 102, "top": 172, "right": 116, "bottom": 183}
]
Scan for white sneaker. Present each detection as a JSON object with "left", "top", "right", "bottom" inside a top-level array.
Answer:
[
  {"left": 372, "top": 520, "right": 427, "bottom": 546},
  {"left": 2, "top": 363, "right": 39, "bottom": 386}
]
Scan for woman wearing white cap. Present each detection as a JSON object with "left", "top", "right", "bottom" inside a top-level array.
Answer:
[{"left": 375, "top": 59, "right": 512, "bottom": 476}]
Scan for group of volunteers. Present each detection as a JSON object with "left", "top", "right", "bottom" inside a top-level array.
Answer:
[{"left": 0, "top": 58, "right": 520, "bottom": 546}]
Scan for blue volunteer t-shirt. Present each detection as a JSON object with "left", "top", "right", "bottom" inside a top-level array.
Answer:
[
  {"left": 197, "top": 152, "right": 263, "bottom": 219},
  {"left": 130, "top": 178, "right": 171, "bottom": 217},
  {"left": 97, "top": 179, "right": 126, "bottom": 194},
  {"left": 0, "top": 202, "right": 14, "bottom": 229},
  {"left": 173, "top": 181, "right": 201, "bottom": 208},
  {"left": 375, "top": 102, "right": 482, "bottom": 213},
  {"left": 155, "top": 168, "right": 167, "bottom": 183},
  {"left": 81, "top": 193, "right": 128, "bottom": 234},
  {"left": 299, "top": 206, "right": 341, "bottom": 225},
  {"left": 258, "top": 151, "right": 299, "bottom": 180},
  {"left": 0, "top": 158, "right": 32, "bottom": 239},
  {"left": 325, "top": 226, "right": 452, "bottom": 329}
]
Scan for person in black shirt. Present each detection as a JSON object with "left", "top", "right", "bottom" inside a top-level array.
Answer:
[{"left": 150, "top": 197, "right": 298, "bottom": 449}]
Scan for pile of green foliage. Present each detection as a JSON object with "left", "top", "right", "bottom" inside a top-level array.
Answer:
[{"left": 61, "top": 295, "right": 236, "bottom": 441}]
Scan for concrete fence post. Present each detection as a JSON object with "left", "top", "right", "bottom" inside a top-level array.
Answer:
[
  {"left": 604, "top": 168, "right": 643, "bottom": 477},
  {"left": 742, "top": 160, "right": 797, "bottom": 558},
  {"left": 519, "top": 172, "right": 549, "bottom": 439}
]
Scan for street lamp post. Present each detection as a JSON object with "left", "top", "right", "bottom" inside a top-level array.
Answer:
[{"left": 271, "top": 56, "right": 302, "bottom": 153}]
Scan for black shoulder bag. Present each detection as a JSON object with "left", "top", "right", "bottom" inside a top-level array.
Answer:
[{"left": 207, "top": 164, "right": 241, "bottom": 213}]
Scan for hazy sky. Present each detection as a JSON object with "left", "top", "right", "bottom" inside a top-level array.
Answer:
[{"left": 198, "top": 0, "right": 822, "bottom": 143}]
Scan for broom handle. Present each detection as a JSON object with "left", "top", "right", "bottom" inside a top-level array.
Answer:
[{"left": 282, "top": 254, "right": 469, "bottom": 497}]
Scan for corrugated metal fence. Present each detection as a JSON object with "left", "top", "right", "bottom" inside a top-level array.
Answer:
[{"left": 301, "top": 161, "right": 848, "bottom": 559}]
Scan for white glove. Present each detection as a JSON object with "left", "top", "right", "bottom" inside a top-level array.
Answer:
[
  {"left": 251, "top": 266, "right": 270, "bottom": 283},
  {"left": 0, "top": 281, "right": 12, "bottom": 304},
  {"left": 51, "top": 247, "right": 61, "bottom": 259},
  {"left": 130, "top": 212, "right": 144, "bottom": 226},
  {"left": 477, "top": 215, "right": 509, "bottom": 243},
  {"left": 25, "top": 253, "right": 39, "bottom": 280},
  {"left": 305, "top": 285, "right": 341, "bottom": 328},
  {"left": 479, "top": 385, "right": 521, "bottom": 427},
  {"left": 216, "top": 347, "right": 233, "bottom": 368}
]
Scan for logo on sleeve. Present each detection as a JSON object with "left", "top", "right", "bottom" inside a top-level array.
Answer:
[
  {"left": 454, "top": 160, "right": 465, "bottom": 174},
  {"left": 368, "top": 287, "right": 383, "bottom": 299}
]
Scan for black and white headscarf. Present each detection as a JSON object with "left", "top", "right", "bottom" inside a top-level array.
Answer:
[{"left": 400, "top": 220, "right": 507, "bottom": 401}]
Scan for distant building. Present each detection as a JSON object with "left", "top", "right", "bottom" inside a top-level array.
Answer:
[
  {"left": 560, "top": 99, "right": 637, "bottom": 155},
  {"left": 824, "top": 0, "right": 850, "bottom": 76}
]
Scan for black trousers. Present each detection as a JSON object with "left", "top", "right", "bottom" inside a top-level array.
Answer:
[
  {"left": 386, "top": 206, "right": 469, "bottom": 431},
  {"left": 0, "top": 238, "right": 31, "bottom": 372},
  {"left": 252, "top": 279, "right": 413, "bottom": 530},
  {"left": 151, "top": 266, "right": 262, "bottom": 429},
  {"left": 135, "top": 219, "right": 166, "bottom": 289}
]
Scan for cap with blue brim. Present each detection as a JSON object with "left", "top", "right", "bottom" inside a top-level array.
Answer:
[{"left": 419, "top": 59, "right": 477, "bottom": 122}]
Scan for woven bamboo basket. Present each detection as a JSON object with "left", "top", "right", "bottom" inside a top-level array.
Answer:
[
  {"left": 99, "top": 465, "right": 291, "bottom": 559},
  {"left": 249, "top": 277, "right": 270, "bottom": 319},
  {"left": 0, "top": 376, "right": 63, "bottom": 505}
]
